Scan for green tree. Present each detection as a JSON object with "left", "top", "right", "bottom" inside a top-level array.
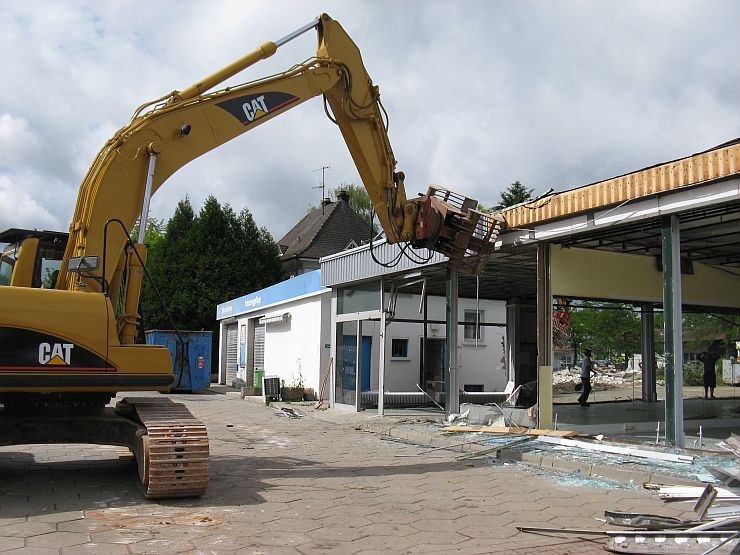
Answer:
[
  {"left": 569, "top": 302, "right": 641, "bottom": 364},
  {"left": 683, "top": 312, "right": 740, "bottom": 353},
  {"left": 141, "top": 196, "right": 284, "bottom": 360},
  {"left": 131, "top": 217, "right": 165, "bottom": 249},
  {"left": 142, "top": 198, "right": 199, "bottom": 331},
  {"left": 495, "top": 181, "right": 534, "bottom": 210}
]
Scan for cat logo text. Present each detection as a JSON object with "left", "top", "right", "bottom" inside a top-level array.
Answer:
[{"left": 38, "top": 343, "right": 74, "bottom": 366}]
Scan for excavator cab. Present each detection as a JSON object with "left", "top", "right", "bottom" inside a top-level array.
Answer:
[{"left": 0, "top": 228, "right": 68, "bottom": 289}]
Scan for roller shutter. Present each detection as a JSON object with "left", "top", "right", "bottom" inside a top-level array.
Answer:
[
  {"left": 225, "top": 323, "right": 238, "bottom": 386},
  {"left": 253, "top": 324, "right": 265, "bottom": 375}
]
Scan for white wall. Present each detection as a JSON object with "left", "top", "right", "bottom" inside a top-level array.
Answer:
[
  {"left": 319, "top": 293, "right": 332, "bottom": 396},
  {"left": 223, "top": 290, "right": 507, "bottom": 395},
  {"left": 362, "top": 295, "right": 507, "bottom": 392},
  {"left": 262, "top": 293, "right": 330, "bottom": 392}
]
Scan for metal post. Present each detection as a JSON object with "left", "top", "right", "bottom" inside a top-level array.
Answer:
[
  {"left": 137, "top": 153, "right": 158, "bottom": 243},
  {"left": 661, "top": 216, "right": 684, "bottom": 447},
  {"left": 445, "top": 266, "right": 459, "bottom": 416},
  {"left": 329, "top": 291, "right": 337, "bottom": 408},
  {"left": 421, "top": 279, "right": 428, "bottom": 389},
  {"left": 536, "top": 243, "right": 553, "bottom": 429},
  {"left": 641, "top": 304, "right": 657, "bottom": 403},
  {"left": 355, "top": 320, "right": 363, "bottom": 412},
  {"left": 378, "top": 279, "right": 386, "bottom": 416},
  {"left": 506, "top": 300, "right": 520, "bottom": 384}
]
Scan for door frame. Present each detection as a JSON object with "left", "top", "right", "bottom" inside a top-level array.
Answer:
[{"left": 332, "top": 306, "right": 381, "bottom": 412}]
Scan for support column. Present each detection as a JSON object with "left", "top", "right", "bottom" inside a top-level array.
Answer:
[
  {"left": 421, "top": 280, "right": 429, "bottom": 389},
  {"left": 218, "top": 321, "right": 227, "bottom": 385},
  {"left": 640, "top": 304, "right": 657, "bottom": 403},
  {"left": 355, "top": 320, "right": 363, "bottom": 412},
  {"left": 329, "top": 290, "right": 337, "bottom": 408},
  {"left": 445, "top": 266, "right": 459, "bottom": 416},
  {"left": 378, "top": 307, "right": 386, "bottom": 417},
  {"left": 662, "top": 216, "right": 684, "bottom": 447},
  {"left": 506, "top": 300, "right": 520, "bottom": 384},
  {"left": 536, "top": 243, "right": 553, "bottom": 429}
]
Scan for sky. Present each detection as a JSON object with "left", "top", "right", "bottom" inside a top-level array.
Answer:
[{"left": 1, "top": 0, "right": 739, "bottom": 241}]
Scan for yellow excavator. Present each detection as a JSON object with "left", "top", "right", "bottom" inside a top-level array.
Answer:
[{"left": 0, "top": 14, "right": 502, "bottom": 498}]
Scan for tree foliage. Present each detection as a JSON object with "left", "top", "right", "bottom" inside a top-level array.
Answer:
[
  {"left": 495, "top": 181, "right": 534, "bottom": 210},
  {"left": 141, "top": 196, "right": 284, "bottom": 356},
  {"left": 564, "top": 302, "right": 740, "bottom": 368},
  {"left": 568, "top": 302, "right": 641, "bottom": 363}
]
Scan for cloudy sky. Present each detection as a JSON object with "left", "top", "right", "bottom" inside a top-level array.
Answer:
[{"left": 1, "top": 0, "right": 738, "bottom": 241}]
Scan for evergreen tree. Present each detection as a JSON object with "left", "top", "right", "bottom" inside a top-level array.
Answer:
[
  {"left": 140, "top": 196, "right": 284, "bottom": 363},
  {"left": 142, "top": 198, "right": 198, "bottom": 331},
  {"left": 495, "top": 181, "right": 534, "bottom": 210}
]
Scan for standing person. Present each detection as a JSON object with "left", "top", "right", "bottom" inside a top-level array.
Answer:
[
  {"left": 578, "top": 348, "right": 597, "bottom": 407},
  {"left": 698, "top": 348, "right": 719, "bottom": 400}
]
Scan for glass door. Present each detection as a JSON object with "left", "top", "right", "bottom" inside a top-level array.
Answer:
[{"left": 335, "top": 321, "right": 358, "bottom": 406}]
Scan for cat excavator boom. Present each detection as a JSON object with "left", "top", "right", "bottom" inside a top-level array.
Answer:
[{"left": 0, "top": 14, "right": 502, "bottom": 498}]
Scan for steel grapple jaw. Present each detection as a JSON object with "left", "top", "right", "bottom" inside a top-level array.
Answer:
[{"left": 410, "top": 187, "right": 505, "bottom": 276}]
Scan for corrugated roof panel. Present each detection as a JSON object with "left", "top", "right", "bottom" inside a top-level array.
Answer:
[
  {"left": 503, "top": 140, "right": 740, "bottom": 228},
  {"left": 320, "top": 239, "right": 446, "bottom": 286}
]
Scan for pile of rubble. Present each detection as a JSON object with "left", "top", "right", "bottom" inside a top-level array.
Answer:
[
  {"left": 553, "top": 366, "right": 643, "bottom": 393},
  {"left": 517, "top": 433, "right": 740, "bottom": 553}
]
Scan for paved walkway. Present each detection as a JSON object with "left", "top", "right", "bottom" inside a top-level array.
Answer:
[{"left": 0, "top": 391, "right": 699, "bottom": 554}]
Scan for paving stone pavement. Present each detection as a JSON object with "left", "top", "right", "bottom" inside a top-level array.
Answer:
[{"left": 0, "top": 391, "right": 699, "bottom": 554}]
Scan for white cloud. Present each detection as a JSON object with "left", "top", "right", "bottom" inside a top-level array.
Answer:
[
  {"left": 0, "top": 113, "right": 41, "bottom": 166},
  {"left": 0, "top": 173, "right": 63, "bottom": 231},
  {"left": 0, "top": 0, "right": 738, "bottom": 240}
]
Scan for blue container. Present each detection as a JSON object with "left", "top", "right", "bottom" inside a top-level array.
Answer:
[{"left": 145, "top": 330, "right": 212, "bottom": 392}]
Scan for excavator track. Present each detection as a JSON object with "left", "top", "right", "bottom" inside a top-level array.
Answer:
[{"left": 121, "top": 397, "right": 209, "bottom": 499}]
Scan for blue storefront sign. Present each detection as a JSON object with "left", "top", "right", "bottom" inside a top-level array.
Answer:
[{"left": 216, "top": 270, "right": 325, "bottom": 320}]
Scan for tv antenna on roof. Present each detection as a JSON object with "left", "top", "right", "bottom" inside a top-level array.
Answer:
[{"left": 312, "top": 165, "right": 332, "bottom": 213}]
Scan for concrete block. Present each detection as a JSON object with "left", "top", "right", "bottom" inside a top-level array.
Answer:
[{"left": 497, "top": 450, "right": 543, "bottom": 467}]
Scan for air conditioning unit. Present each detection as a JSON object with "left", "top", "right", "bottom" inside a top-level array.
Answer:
[{"left": 263, "top": 376, "right": 281, "bottom": 403}]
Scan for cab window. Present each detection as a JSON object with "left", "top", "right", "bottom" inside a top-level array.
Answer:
[
  {"left": 36, "top": 240, "right": 66, "bottom": 288},
  {"left": 0, "top": 244, "right": 18, "bottom": 286}
]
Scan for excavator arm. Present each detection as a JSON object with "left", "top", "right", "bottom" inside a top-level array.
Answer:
[
  {"left": 58, "top": 16, "right": 394, "bottom": 296},
  {"left": 56, "top": 15, "right": 501, "bottom": 340}
]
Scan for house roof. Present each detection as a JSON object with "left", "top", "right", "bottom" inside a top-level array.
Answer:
[{"left": 278, "top": 199, "right": 371, "bottom": 260}]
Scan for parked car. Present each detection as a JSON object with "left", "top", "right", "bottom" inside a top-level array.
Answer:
[{"left": 595, "top": 360, "right": 615, "bottom": 369}]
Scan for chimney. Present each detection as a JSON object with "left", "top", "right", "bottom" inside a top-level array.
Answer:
[{"left": 337, "top": 190, "right": 350, "bottom": 203}]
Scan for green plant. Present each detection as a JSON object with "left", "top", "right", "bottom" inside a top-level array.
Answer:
[
  {"left": 683, "top": 361, "right": 704, "bottom": 386},
  {"left": 288, "top": 360, "right": 304, "bottom": 389}
]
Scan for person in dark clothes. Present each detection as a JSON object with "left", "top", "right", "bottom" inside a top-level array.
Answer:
[
  {"left": 698, "top": 348, "right": 719, "bottom": 399},
  {"left": 578, "top": 348, "right": 597, "bottom": 407}
]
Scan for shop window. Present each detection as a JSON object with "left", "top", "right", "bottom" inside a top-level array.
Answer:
[
  {"left": 464, "top": 310, "right": 484, "bottom": 342},
  {"left": 338, "top": 282, "right": 380, "bottom": 314},
  {"left": 391, "top": 338, "right": 409, "bottom": 359}
]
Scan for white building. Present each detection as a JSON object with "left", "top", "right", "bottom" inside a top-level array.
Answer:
[
  {"left": 216, "top": 270, "right": 331, "bottom": 394},
  {"left": 216, "top": 267, "right": 508, "bottom": 409}
]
